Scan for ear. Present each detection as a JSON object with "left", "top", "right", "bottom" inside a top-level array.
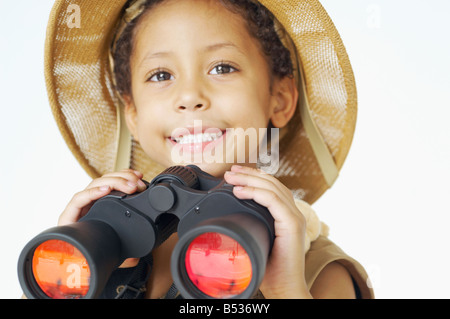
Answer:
[
  {"left": 270, "top": 76, "right": 298, "bottom": 128},
  {"left": 123, "top": 95, "right": 140, "bottom": 142}
]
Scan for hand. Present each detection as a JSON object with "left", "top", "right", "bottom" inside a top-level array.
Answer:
[
  {"left": 58, "top": 169, "right": 147, "bottom": 268},
  {"left": 224, "top": 165, "right": 312, "bottom": 298}
]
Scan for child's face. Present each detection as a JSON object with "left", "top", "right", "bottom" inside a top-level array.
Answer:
[{"left": 124, "top": 0, "right": 295, "bottom": 177}]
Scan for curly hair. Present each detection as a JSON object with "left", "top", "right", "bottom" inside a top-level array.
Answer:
[{"left": 112, "top": 0, "right": 294, "bottom": 97}]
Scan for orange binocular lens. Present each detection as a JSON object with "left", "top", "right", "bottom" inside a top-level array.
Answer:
[
  {"left": 184, "top": 232, "right": 252, "bottom": 298},
  {"left": 32, "top": 240, "right": 91, "bottom": 299}
]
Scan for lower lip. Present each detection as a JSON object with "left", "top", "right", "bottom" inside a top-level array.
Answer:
[{"left": 168, "top": 132, "right": 226, "bottom": 154}]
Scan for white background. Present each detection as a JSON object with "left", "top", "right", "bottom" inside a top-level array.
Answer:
[{"left": 1, "top": 0, "right": 449, "bottom": 299}]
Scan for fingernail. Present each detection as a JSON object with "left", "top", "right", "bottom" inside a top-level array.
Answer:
[
  {"left": 234, "top": 186, "right": 244, "bottom": 191},
  {"left": 99, "top": 185, "right": 110, "bottom": 192},
  {"left": 225, "top": 171, "right": 236, "bottom": 175},
  {"left": 127, "top": 181, "right": 137, "bottom": 188},
  {"left": 232, "top": 165, "right": 243, "bottom": 169},
  {"left": 137, "top": 180, "right": 146, "bottom": 188}
]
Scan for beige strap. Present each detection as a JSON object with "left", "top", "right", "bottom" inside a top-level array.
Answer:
[
  {"left": 114, "top": 103, "right": 132, "bottom": 171},
  {"left": 273, "top": 18, "right": 339, "bottom": 187},
  {"left": 297, "top": 64, "right": 339, "bottom": 187}
]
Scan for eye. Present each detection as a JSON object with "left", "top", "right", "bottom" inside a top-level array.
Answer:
[
  {"left": 209, "top": 63, "right": 238, "bottom": 75},
  {"left": 148, "top": 71, "right": 173, "bottom": 82}
]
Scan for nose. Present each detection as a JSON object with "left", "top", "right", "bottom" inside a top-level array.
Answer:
[{"left": 174, "top": 77, "right": 209, "bottom": 112}]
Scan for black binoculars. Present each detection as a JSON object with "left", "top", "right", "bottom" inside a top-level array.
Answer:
[{"left": 18, "top": 165, "right": 274, "bottom": 299}]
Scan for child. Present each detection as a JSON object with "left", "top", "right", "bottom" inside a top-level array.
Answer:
[{"left": 45, "top": 0, "right": 374, "bottom": 299}]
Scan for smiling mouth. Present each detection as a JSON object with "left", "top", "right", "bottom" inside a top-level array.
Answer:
[
  {"left": 171, "top": 131, "right": 224, "bottom": 144},
  {"left": 168, "top": 128, "right": 227, "bottom": 155}
]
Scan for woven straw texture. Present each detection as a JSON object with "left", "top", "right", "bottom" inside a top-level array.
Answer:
[{"left": 44, "top": 0, "right": 356, "bottom": 204}]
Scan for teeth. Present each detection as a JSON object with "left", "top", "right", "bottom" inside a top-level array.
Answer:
[{"left": 174, "top": 131, "right": 223, "bottom": 144}]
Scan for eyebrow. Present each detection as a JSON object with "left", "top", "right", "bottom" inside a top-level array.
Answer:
[
  {"left": 139, "top": 51, "right": 173, "bottom": 66},
  {"left": 139, "top": 41, "right": 244, "bottom": 66},
  {"left": 205, "top": 42, "right": 243, "bottom": 54}
]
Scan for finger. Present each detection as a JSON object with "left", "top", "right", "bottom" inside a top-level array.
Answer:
[
  {"left": 225, "top": 169, "right": 294, "bottom": 206},
  {"left": 230, "top": 164, "right": 271, "bottom": 177},
  {"left": 102, "top": 169, "right": 143, "bottom": 179},
  {"left": 232, "top": 185, "right": 305, "bottom": 233},
  {"left": 88, "top": 175, "right": 147, "bottom": 193},
  {"left": 230, "top": 165, "right": 292, "bottom": 195},
  {"left": 91, "top": 169, "right": 146, "bottom": 190},
  {"left": 58, "top": 185, "right": 111, "bottom": 225}
]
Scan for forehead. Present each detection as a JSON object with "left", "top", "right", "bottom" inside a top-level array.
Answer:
[{"left": 132, "top": 0, "right": 258, "bottom": 57}]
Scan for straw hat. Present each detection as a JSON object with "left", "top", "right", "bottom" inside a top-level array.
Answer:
[{"left": 44, "top": 0, "right": 357, "bottom": 204}]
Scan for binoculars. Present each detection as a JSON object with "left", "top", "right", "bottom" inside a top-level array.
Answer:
[{"left": 18, "top": 165, "right": 274, "bottom": 299}]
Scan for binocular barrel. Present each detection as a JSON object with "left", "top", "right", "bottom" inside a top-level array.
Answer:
[
  {"left": 18, "top": 220, "right": 122, "bottom": 299},
  {"left": 173, "top": 213, "right": 271, "bottom": 298},
  {"left": 18, "top": 165, "right": 274, "bottom": 299}
]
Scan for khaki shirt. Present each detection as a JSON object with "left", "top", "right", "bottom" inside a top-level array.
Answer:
[
  {"left": 251, "top": 235, "right": 375, "bottom": 299},
  {"left": 304, "top": 236, "right": 374, "bottom": 299}
]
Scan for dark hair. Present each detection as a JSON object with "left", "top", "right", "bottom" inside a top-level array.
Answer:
[{"left": 112, "top": 0, "right": 294, "bottom": 97}]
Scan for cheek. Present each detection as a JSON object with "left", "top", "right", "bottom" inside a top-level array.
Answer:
[
  {"left": 134, "top": 108, "right": 164, "bottom": 145},
  {"left": 222, "top": 76, "right": 271, "bottom": 111},
  {"left": 226, "top": 91, "right": 272, "bottom": 129}
]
